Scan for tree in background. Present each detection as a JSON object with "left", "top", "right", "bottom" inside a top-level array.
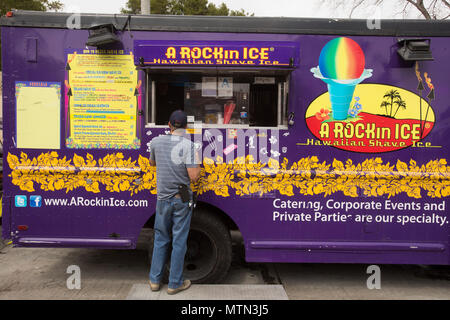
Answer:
[
  {"left": 322, "top": 0, "right": 449, "bottom": 19},
  {"left": 121, "top": 0, "right": 170, "bottom": 14},
  {"left": 0, "top": 0, "right": 63, "bottom": 70},
  {"left": 0, "top": 0, "right": 62, "bottom": 16},
  {"left": 121, "top": 0, "right": 253, "bottom": 16}
]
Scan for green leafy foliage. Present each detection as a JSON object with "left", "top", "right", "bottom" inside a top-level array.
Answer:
[
  {"left": 0, "top": 0, "right": 63, "bottom": 16},
  {"left": 121, "top": 0, "right": 253, "bottom": 16},
  {"left": 0, "top": 0, "right": 63, "bottom": 70}
]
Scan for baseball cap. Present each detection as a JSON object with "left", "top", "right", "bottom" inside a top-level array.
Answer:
[{"left": 169, "top": 110, "right": 188, "bottom": 128}]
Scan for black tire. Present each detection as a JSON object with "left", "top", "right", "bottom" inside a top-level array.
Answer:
[{"left": 148, "top": 208, "right": 232, "bottom": 284}]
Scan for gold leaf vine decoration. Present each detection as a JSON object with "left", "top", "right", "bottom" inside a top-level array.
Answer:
[
  {"left": 7, "top": 151, "right": 156, "bottom": 196},
  {"left": 7, "top": 152, "right": 450, "bottom": 199}
]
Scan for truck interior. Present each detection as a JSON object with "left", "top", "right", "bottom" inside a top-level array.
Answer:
[{"left": 146, "top": 70, "right": 290, "bottom": 128}]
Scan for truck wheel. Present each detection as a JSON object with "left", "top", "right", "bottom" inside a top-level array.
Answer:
[{"left": 148, "top": 208, "right": 232, "bottom": 284}]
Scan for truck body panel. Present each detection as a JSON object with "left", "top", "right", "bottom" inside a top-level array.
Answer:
[{"left": 1, "top": 11, "right": 449, "bottom": 265}]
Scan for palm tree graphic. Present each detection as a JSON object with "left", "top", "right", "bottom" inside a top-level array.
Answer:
[
  {"left": 383, "top": 89, "right": 401, "bottom": 117},
  {"left": 380, "top": 100, "right": 390, "bottom": 116},
  {"left": 393, "top": 98, "right": 407, "bottom": 118}
]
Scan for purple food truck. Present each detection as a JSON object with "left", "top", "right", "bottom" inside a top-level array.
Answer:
[{"left": 1, "top": 10, "right": 449, "bottom": 283}]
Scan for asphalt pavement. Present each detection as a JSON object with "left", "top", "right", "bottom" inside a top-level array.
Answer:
[{"left": 0, "top": 227, "right": 449, "bottom": 300}]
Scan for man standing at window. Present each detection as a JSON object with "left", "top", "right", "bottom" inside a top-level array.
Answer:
[{"left": 148, "top": 110, "right": 201, "bottom": 295}]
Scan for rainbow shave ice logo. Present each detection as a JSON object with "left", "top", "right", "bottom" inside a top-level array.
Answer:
[
  {"left": 311, "top": 37, "right": 373, "bottom": 120},
  {"left": 306, "top": 37, "right": 436, "bottom": 153}
]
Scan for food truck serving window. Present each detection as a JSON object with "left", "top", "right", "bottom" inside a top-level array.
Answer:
[
  {"left": 146, "top": 70, "right": 290, "bottom": 128},
  {"left": 135, "top": 40, "right": 299, "bottom": 128}
]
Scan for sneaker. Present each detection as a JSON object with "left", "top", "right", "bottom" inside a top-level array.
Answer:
[
  {"left": 149, "top": 280, "right": 160, "bottom": 292},
  {"left": 167, "top": 280, "right": 191, "bottom": 295}
]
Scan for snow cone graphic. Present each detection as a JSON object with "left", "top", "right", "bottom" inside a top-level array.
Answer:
[{"left": 311, "top": 37, "right": 373, "bottom": 120}]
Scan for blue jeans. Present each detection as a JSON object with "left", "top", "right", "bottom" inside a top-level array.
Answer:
[{"left": 149, "top": 197, "right": 193, "bottom": 289}]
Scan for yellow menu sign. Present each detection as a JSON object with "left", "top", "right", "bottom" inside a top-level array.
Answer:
[
  {"left": 16, "top": 82, "right": 61, "bottom": 149},
  {"left": 65, "top": 50, "right": 140, "bottom": 149}
]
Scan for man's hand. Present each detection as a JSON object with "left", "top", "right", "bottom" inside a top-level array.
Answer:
[
  {"left": 187, "top": 150, "right": 201, "bottom": 183},
  {"left": 187, "top": 166, "right": 201, "bottom": 183}
]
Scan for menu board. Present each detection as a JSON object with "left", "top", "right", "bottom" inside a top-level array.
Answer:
[
  {"left": 65, "top": 50, "right": 140, "bottom": 149},
  {"left": 16, "top": 81, "right": 61, "bottom": 149}
]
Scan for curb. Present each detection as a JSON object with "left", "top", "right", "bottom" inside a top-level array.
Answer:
[{"left": 0, "top": 238, "right": 12, "bottom": 251}]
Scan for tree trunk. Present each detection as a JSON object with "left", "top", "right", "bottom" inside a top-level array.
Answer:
[
  {"left": 141, "top": 0, "right": 150, "bottom": 14},
  {"left": 390, "top": 97, "right": 393, "bottom": 117}
]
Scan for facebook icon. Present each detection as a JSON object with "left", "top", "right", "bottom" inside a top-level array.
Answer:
[{"left": 30, "top": 196, "right": 42, "bottom": 208}]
